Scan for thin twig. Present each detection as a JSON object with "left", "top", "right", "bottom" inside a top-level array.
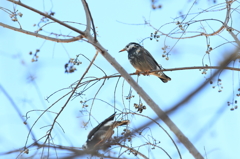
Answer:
[
  {"left": 117, "top": 143, "right": 148, "bottom": 159},
  {"left": 0, "top": 22, "right": 83, "bottom": 43},
  {"left": 92, "top": 42, "right": 204, "bottom": 158},
  {"left": 131, "top": 48, "right": 239, "bottom": 153},
  {"left": 44, "top": 51, "right": 99, "bottom": 144},
  {"left": 7, "top": 0, "right": 85, "bottom": 35}
]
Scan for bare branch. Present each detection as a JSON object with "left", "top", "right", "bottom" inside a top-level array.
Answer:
[
  {"left": 84, "top": 41, "right": 204, "bottom": 158},
  {"left": 149, "top": 19, "right": 225, "bottom": 40},
  {"left": 81, "top": 0, "right": 97, "bottom": 42},
  {"left": 0, "top": 84, "right": 36, "bottom": 141},
  {"left": 117, "top": 144, "right": 148, "bottom": 159},
  {"left": 66, "top": 66, "right": 240, "bottom": 86},
  {"left": 7, "top": 0, "right": 85, "bottom": 35},
  {"left": 224, "top": 0, "right": 240, "bottom": 46},
  {"left": 0, "top": 22, "right": 83, "bottom": 43},
  {"left": 131, "top": 48, "right": 240, "bottom": 150},
  {"left": 44, "top": 51, "right": 99, "bottom": 144},
  {"left": 4, "top": 1, "right": 238, "bottom": 158}
]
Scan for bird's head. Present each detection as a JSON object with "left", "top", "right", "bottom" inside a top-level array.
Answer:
[{"left": 119, "top": 42, "right": 141, "bottom": 52}]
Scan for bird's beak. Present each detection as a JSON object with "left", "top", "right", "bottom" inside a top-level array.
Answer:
[{"left": 119, "top": 48, "right": 126, "bottom": 52}]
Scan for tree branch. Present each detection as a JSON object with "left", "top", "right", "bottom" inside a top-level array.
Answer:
[
  {"left": 0, "top": 22, "right": 83, "bottom": 43},
  {"left": 44, "top": 51, "right": 99, "bottom": 144},
  {"left": 224, "top": 0, "right": 240, "bottom": 46},
  {"left": 7, "top": 0, "right": 85, "bottom": 36},
  {"left": 6, "top": 0, "right": 237, "bottom": 158},
  {"left": 116, "top": 144, "right": 148, "bottom": 159},
  {"left": 81, "top": 0, "right": 97, "bottom": 42},
  {"left": 70, "top": 66, "right": 240, "bottom": 87},
  {"left": 128, "top": 48, "right": 239, "bottom": 155},
  {"left": 88, "top": 35, "right": 204, "bottom": 159}
]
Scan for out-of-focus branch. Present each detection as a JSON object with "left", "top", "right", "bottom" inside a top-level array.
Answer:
[
  {"left": 5, "top": 0, "right": 226, "bottom": 158},
  {"left": 78, "top": 1, "right": 240, "bottom": 158},
  {"left": 130, "top": 48, "right": 239, "bottom": 147},
  {"left": 117, "top": 144, "right": 148, "bottom": 159},
  {"left": 0, "top": 84, "right": 36, "bottom": 141},
  {"left": 85, "top": 17, "right": 204, "bottom": 159},
  {"left": 0, "top": 22, "right": 83, "bottom": 43},
  {"left": 166, "top": 50, "right": 239, "bottom": 114}
]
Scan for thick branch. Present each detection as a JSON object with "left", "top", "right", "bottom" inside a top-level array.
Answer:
[
  {"left": 88, "top": 38, "right": 204, "bottom": 158},
  {"left": 6, "top": 0, "right": 235, "bottom": 158},
  {"left": 73, "top": 1, "right": 240, "bottom": 158},
  {"left": 81, "top": 0, "right": 97, "bottom": 41},
  {"left": 81, "top": 0, "right": 91, "bottom": 34},
  {"left": 127, "top": 48, "right": 239, "bottom": 156}
]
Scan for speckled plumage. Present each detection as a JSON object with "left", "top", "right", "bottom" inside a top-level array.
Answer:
[{"left": 119, "top": 42, "right": 171, "bottom": 83}]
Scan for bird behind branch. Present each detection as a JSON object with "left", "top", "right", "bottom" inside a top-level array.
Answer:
[{"left": 82, "top": 112, "right": 129, "bottom": 150}]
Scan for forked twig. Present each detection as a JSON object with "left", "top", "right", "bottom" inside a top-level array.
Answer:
[
  {"left": 43, "top": 51, "right": 99, "bottom": 145},
  {"left": 81, "top": 0, "right": 97, "bottom": 42},
  {"left": 0, "top": 22, "right": 83, "bottom": 43},
  {"left": 7, "top": 0, "right": 85, "bottom": 35}
]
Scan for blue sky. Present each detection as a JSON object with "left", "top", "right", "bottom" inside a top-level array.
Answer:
[{"left": 1, "top": 0, "right": 240, "bottom": 158}]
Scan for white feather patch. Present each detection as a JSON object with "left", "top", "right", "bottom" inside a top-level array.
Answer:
[
  {"left": 126, "top": 44, "right": 136, "bottom": 51},
  {"left": 103, "top": 120, "right": 114, "bottom": 127}
]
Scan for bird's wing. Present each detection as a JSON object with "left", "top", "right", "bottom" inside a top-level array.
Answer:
[
  {"left": 142, "top": 47, "right": 163, "bottom": 70},
  {"left": 87, "top": 112, "right": 116, "bottom": 140},
  {"left": 86, "top": 130, "right": 110, "bottom": 148}
]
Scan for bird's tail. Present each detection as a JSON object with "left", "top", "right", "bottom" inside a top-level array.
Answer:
[
  {"left": 158, "top": 73, "right": 171, "bottom": 83},
  {"left": 113, "top": 120, "right": 130, "bottom": 128}
]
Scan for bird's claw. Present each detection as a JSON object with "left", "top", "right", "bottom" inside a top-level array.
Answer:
[
  {"left": 142, "top": 70, "right": 150, "bottom": 76},
  {"left": 135, "top": 70, "right": 141, "bottom": 76}
]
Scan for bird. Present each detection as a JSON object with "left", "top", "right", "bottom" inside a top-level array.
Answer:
[
  {"left": 82, "top": 112, "right": 129, "bottom": 150},
  {"left": 119, "top": 42, "right": 171, "bottom": 83}
]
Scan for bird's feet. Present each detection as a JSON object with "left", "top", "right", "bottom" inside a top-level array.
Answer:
[
  {"left": 135, "top": 70, "right": 141, "bottom": 76},
  {"left": 142, "top": 70, "right": 150, "bottom": 76}
]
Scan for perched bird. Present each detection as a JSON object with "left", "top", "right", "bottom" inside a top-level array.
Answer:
[
  {"left": 82, "top": 112, "right": 129, "bottom": 149},
  {"left": 119, "top": 42, "right": 171, "bottom": 83}
]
